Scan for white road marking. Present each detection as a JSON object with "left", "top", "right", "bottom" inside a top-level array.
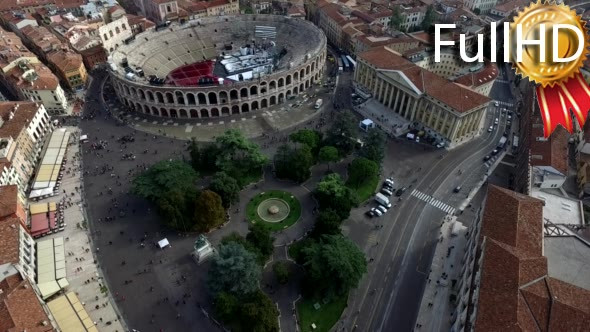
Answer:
[{"left": 411, "top": 189, "right": 456, "bottom": 215}]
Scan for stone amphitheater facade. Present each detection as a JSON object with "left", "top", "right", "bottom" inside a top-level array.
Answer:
[{"left": 109, "top": 15, "right": 327, "bottom": 119}]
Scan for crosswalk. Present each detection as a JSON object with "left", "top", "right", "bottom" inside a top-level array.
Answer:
[
  {"left": 494, "top": 100, "right": 514, "bottom": 107},
  {"left": 410, "top": 189, "right": 456, "bottom": 215}
]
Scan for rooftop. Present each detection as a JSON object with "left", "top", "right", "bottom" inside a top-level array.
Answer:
[
  {"left": 473, "top": 185, "right": 590, "bottom": 331},
  {"left": 47, "top": 49, "right": 83, "bottom": 72},
  {"left": 5, "top": 61, "right": 60, "bottom": 90},
  {"left": 530, "top": 189, "right": 584, "bottom": 226},
  {"left": 359, "top": 46, "right": 490, "bottom": 112},
  {"left": 0, "top": 185, "right": 19, "bottom": 219},
  {"left": 544, "top": 236, "right": 590, "bottom": 291},
  {"left": 530, "top": 111, "right": 569, "bottom": 175},
  {"left": 21, "top": 25, "right": 64, "bottom": 54},
  {"left": 0, "top": 272, "right": 53, "bottom": 332},
  {"left": 0, "top": 217, "right": 21, "bottom": 265},
  {"left": 0, "top": 102, "right": 42, "bottom": 139}
]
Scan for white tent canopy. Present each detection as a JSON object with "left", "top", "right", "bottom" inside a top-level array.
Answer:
[{"left": 158, "top": 238, "right": 170, "bottom": 249}]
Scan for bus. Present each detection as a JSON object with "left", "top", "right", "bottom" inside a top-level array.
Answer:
[
  {"left": 337, "top": 58, "right": 343, "bottom": 72},
  {"left": 346, "top": 55, "right": 356, "bottom": 70},
  {"left": 341, "top": 55, "right": 349, "bottom": 71}
]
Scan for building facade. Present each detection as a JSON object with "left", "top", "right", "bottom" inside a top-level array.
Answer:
[
  {"left": 354, "top": 46, "right": 491, "bottom": 148},
  {"left": 98, "top": 15, "right": 132, "bottom": 53}
]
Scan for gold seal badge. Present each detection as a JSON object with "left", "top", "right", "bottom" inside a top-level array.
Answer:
[{"left": 510, "top": 1, "right": 589, "bottom": 87}]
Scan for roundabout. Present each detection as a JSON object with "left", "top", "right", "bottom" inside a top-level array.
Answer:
[{"left": 247, "top": 190, "right": 301, "bottom": 231}]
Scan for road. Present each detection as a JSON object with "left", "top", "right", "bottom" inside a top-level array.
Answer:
[{"left": 341, "top": 78, "right": 514, "bottom": 331}]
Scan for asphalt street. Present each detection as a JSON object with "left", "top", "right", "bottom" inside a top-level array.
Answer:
[{"left": 341, "top": 80, "right": 514, "bottom": 331}]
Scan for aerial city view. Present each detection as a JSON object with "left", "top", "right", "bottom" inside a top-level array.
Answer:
[{"left": 1, "top": 0, "right": 590, "bottom": 331}]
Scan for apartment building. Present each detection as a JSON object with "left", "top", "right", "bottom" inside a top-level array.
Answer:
[
  {"left": 0, "top": 102, "right": 52, "bottom": 192},
  {"left": 134, "top": 0, "right": 239, "bottom": 24},
  {"left": 98, "top": 15, "right": 133, "bottom": 53}
]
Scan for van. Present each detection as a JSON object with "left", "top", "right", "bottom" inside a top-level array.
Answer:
[{"left": 375, "top": 193, "right": 390, "bottom": 206}]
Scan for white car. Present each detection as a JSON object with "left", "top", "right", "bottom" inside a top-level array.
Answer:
[
  {"left": 376, "top": 205, "right": 388, "bottom": 214},
  {"left": 494, "top": 118, "right": 499, "bottom": 125},
  {"left": 371, "top": 207, "right": 383, "bottom": 217},
  {"left": 494, "top": 101, "right": 499, "bottom": 107},
  {"left": 488, "top": 126, "right": 493, "bottom": 132}
]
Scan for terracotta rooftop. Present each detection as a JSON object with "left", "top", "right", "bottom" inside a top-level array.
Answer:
[
  {"left": 473, "top": 185, "right": 590, "bottom": 331},
  {"left": 358, "top": 46, "right": 490, "bottom": 112},
  {"left": 21, "top": 25, "right": 63, "bottom": 54},
  {"left": 0, "top": 185, "right": 19, "bottom": 220},
  {"left": 0, "top": 29, "right": 35, "bottom": 70},
  {"left": 529, "top": 110, "right": 569, "bottom": 175},
  {"left": 0, "top": 102, "right": 41, "bottom": 140},
  {"left": 0, "top": 217, "right": 21, "bottom": 265},
  {"left": 5, "top": 62, "right": 60, "bottom": 91},
  {"left": 0, "top": 273, "right": 53, "bottom": 332},
  {"left": 47, "top": 49, "right": 83, "bottom": 72},
  {"left": 454, "top": 62, "right": 499, "bottom": 87}
]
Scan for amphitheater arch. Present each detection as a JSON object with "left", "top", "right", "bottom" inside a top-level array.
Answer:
[
  {"left": 156, "top": 92, "right": 164, "bottom": 103},
  {"left": 151, "top": 106, "right": 158, "bottom": 114},
  {"left": 278, "top": 78, "right": 284, "bottom": 87},
  {"left": 240, "top": 88, "right": 248, "bottom": 98},
  {"left": 139, "top": 89, "right": 146, "bottom": 100},
  {"left": 130, "top": 87, "right": 137, "bottom": 96},
  {"left": 200, "top": 109, "right": 209, "bottom": 118},
  {"left": 306, "top": 65, "right": 310, "bottom": 75},
  {"left": 175, "top": 91, "right": 185, "bottom": 105},
  {"left": 170, "top": 109, "right": 178, "bottom": 117},
  {"left": 286, "top": 75, "right": 292, "bottom": 85},
  {"left": 261, "top": 99, "right": 268, "bottom": 108},
  {"left": 221, "top": 107, "right": 230, "bottom": 115},
  {"left": 300, "top": 69, "right": 305, "bottom": 78},
  {"left": 143, "top": 104, "right": 149, "bottom": 113},
  {"left": 230, "top": 89, "right": 239, "bottom": 100},
  {"left": 294, "top": 72, "right": 299, "bottom": 81},
  {"left": 261, "top": 87, "right": 266, "bottom": 94},
  {"left": 286, "top": 90, "right": 292, "bottom": 98},
  {"left": 179, "top": 109, "right": 188, "bottom": 117},
  {"left": 190, "top": 109, "right": 199, "bottom": 118},
  {"left": 208, "top": 92, "right": 218, "bottom": 104},
  {"left": 250, "top": 85, "right": 258, "bottom": 95},
  {"left": 211, "top": 108, "right": 219, "bottom": 117},
  {"left": 311, "top": 62, "right": 315, "bottom": 71},
  {"left": 124, "top": 85, "right": 130, "bottom": 95},
  {"left": 305, "top": 80, "right": 310, "bottom": 89},
  {"left": 299, "top": 83, "right": 304, "bottom": 92},
  {"left": 122, "top": 98, "right": 129, "bottom": 107},
  {"left": 161, "top": 109, "right": 169, "bottom": 117},
  {"left": 293, "top": 86, "right": 298, "bottom": 94},
  {"left": 251, "top": 101, "right": 259, "bottom": 110},
  {"left": 270, "top": 95, "right": 276, "bottom": 105},
  {"left": 147, "top": 90, "right": 154, "bottom": 102},
  {"left": 269, "top": 81, "right": 276, "bottom": 90},
  {"left": 278, "top": 93, "right": 284, "bottom": 103},
  {"left": 242, "top": 103, "right": 250, "bottom": 112},
  {"left": 159, "top": 108, "right": 166, "bottom": 116},
  {"left": 197, "top": 93, "right": 207, "bottom": 105},
  {"left": 231, "top": 105, "right": 240, "bottom": 114},
  {"left": 165, "top": 92, "right": 174, "bottom": 104},
  {"left": 134, "top": 102, "right": 141, "bottom": 111},
  {"left": 219, "top": 91, "right": 228, "bottom": 103},
  {"left": 187, "top": 93, "right": 196, "bottom": 105}
]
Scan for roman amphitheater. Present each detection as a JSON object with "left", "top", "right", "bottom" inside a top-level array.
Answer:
[{"left": 108, "top": 15, "right": 327, "bottom": 119}]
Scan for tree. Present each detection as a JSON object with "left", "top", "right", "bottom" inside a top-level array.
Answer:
[
  {"left": 246, "top": 223, "right": 274, "bottom": 261},
  {"left": 194, "top": 190, "right": 225, "bottom": 231},
  {"left": 156, "top": 187, "right": 196, "bottom": 231},
  {"left": 273, "top": 261, "right": 290, "bottom": 284},
  {"left": 132, "top": 160, "right": 198, "bottom": 201},
  {"left": 421, "top": 5, "right": 437, "bottom": 31},
  {"left": 315, "top": 174, "right": 357, "bottom": 220},
  {"left": 208, "top": 242, "right": 261, "bottom": 297},
  {"left": 290, "top": 129, "right": 322, "bottom": 154},
  {"left": 239, "top": 290, "right": 280, "bottom": 332},
  {"left": 214, "top": 292, "right": 238, "bottom": 320},
  {"left": 347, "top": 157, "right": 379, "bottom": 189},
  {"left": 318, "top": 146, "right": 339, "bottom": 170},
  {"left": 209, "top": 172, "right": 240, "bottom": 208},
  {"left": 312, "top": 208, "right": 342, "bottom": 237},
  {"left": 360, "top": 130, "right": 386, "bottom": 163},
  {"left": 390, "top": 6, "right": 404, "bottom": 31},
  {"left": 274, "top": 144, "right": 314, "bottom": 182},
  {"left": 325, "top": 110, "right": 358, "bottom": 156},
  {"left": 301, "top": 235, "right": 367, "bottom": 299},
  {"left": 187, "top": 139, "right": 218, "bottom": 173},
  {"left": 214, "top": 130, "right": 268, "bottom": 185}
]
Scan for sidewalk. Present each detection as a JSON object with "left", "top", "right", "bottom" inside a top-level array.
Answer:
[
  {"left": 38, "top": 126, "right": 125, "bottom": 332},
  {"left": 414, "top": 215, "right": 467, "bottom": 332}
]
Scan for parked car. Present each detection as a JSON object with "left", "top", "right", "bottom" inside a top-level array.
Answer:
[
  {"left": 380, "top": 202, "right": 392, "bottom": 209},
  {"left": 453, "top": 186, "right": 462, "bottom": 193},
  {"left": 488, "top": 126, "right": 493, "bottom": 132},
  {"left": 365, "top": 210, "right": 375, "bottom": 218},
  {"left": 494, "top": 101, "right": 499, "bottom": 107},
  {"left": 483, "top": 155, "right": 491, "bottom": 161},
  {"left": 371, "top": 207, "right": 383, "bottom": 217},
  {"left": 395, "top": 187, "right": 407, "bottom": 196},
  {"left": 491, "top": 149, "right": 499, "bottom": 156},
  {"left": 376, "top": 205, "right": 388, "bottom": 214},
  {"left": 381, "top": 188, "right": 393, "bottom": 196}
]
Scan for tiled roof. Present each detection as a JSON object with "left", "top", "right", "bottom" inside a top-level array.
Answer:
[
  {"left": 0, "top": 102, "right": 40, "bottom": 140},
  {"left": 0, "top": 273, "right": 53, "bottom": 332},
  {"left": 47, "top": 49, "right": 83, "bottom": 72},
  {"left": 358, "top": 46, "right": 490, "bottom": 112},
  {"left": 474, "top": 185, "right": 590, "bottom": 331},
  {"left": 0, "top": 217, "right": 21, "bottom": 265},
  {"left": 0, "top": 185, "right": 19, "bottom": 219},
  {"left": 6, "top": 62, "right": 60, "bottom": 90},
  {"left": 530, "top": 110, "right": 569, "bottom": 175},
  {"left": 454, "top": 62, "right": 498, "bottom": 87}
]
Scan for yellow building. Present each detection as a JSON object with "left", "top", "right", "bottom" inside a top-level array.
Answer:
[
  {"left": 47, "top": 50, "right": 88, "bottom": 90},
  {"left": 355, "top": 46, "right": 491, "bottom": 148}
]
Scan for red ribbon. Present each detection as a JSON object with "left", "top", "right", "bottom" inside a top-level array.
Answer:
[{"left": 536, "top": 73, "right": 590, "bottom": 137}]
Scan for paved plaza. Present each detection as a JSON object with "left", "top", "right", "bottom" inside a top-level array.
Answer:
[{"left": 36, "top": 126, "right": 124, "bottom": 332}]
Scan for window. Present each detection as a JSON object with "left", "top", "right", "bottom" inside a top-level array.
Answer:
[
  {"left": 167, "top": 4, "right": 172, "bottom": 12},
  {"left": 122, "top": 24, "right": 127, "bottom": 30},
  {"left": 109, "top": 30, "right": 114, "bottom": 37}
]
